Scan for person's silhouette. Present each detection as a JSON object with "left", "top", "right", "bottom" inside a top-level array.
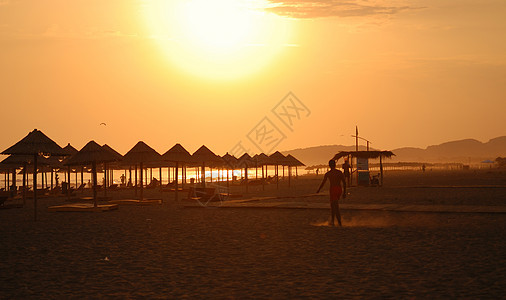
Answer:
[
  {"left": 317, "top": 159, "right": 347, "bottom": 226},
  {"left": 342, "top": 159, "right": 351, "bottom": 185}
]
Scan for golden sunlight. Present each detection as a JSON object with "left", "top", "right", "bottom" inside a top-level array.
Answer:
[{"left": 143, "top": 0, "right": 293, "bottom": 80}]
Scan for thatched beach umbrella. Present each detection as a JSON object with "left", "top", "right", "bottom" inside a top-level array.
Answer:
[
  {"left": 65, "top": 140, "right": 119, "bottom": 206},
  {"left": 254, "top": 153, "right": 271, "bottom": 190},
  {"left": 285, "top": 154, "right": 305, "bottom": 186},
  {"left": 221, "top": 153, "right": 237, "bottom": 193},
  {"left": 192, "top": 145, "right": 221, "bottom": 188},
  {"left": 237, "top": 153, "right": 254, "bottom": 192},
  {"left": 1, "top": 129, "right": 68, "bottom": 220},
  {"left": 332, "top": 150, "right": 394, "bottom": 186},
  {"left": 162, "top": 143, "right": 193, "bottom": 202},
  {"left": 0, "top": 154, "right": 34, "bottom": 202},
  {"left": 269, "top": 151, "right": 288, "bottom": 189},
  {"left": 101, "top": 144, "right": 123, "bottom": 192},
  {"left": 61, "top": 143, "right": 79, "bottom": 194},
  {"left": 122, "top": 141, "right": 162, "bottom": 200}
]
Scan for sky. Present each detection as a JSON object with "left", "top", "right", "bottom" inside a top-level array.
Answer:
[{"left": 1, "top": 0, "right": 505, "bottom": 157}]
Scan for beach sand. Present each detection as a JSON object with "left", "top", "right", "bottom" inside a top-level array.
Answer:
[{"left": 1, "top": 169, "right": 505, "bottom": 298}]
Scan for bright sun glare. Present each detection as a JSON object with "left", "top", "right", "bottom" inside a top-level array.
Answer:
[
  {"left": 144, "top": 0, "right": 292, "bottom": 80},
  {"left": 179, "top": 0, "right": 254, "bottom": 54}
]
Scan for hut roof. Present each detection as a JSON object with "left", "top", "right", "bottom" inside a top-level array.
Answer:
[
  {"left": 332, "top": 151, "right": 395, "bottom": 161},
  {"left": 122, "top": 141, "right": 162, "bottom": 165},
  {"left": 285, "top": 154, "right": 305, "bottom": 167},
  {"left": 1, "top": 129, "right": 67, "bottom": 156},
  {"left": 162, "top": 143, "right": 193, "bottom": 163},
  {"left": 64, "top": 140, "right": 119, "bottom": 165}
]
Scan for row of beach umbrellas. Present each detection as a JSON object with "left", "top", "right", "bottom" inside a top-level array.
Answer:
[{"left": 1, "top": 129, "right": 305, "bottom": 220}]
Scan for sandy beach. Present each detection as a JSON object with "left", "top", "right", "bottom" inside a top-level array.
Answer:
[{"left": 1, "top": 169, "right": 506, "bottom": 298}]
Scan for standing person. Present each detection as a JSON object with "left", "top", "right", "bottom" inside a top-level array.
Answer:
[
  {"left": 342, "top": 159, "right": 351, "bottom": 186},
  {"left": 317, "top": 160, "right": 347, "bottom": 226}
]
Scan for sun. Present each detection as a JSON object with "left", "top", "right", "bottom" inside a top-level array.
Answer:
[
  {"left": 177, "top": 0, "right": 255, "bottom": 54},
  {"left": 143, "top": 0, "right": 293, "bottom": 80}
]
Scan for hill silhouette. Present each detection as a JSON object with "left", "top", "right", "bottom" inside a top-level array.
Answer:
[{"left": 283, "top": 136, "right": 506, "bottom": 166}]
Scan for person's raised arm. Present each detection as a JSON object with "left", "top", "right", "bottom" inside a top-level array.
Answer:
[{"left": 316, "top": 173, "right": 327, "bottom": 193}]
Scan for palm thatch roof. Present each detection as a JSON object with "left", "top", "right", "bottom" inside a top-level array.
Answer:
[
  {"left": 122, "top": 141, "right": 162, "bottom": 165},
  {"left": 221, "top": 153, "right": 238, "bottom": 169},
  {"left": 192, "top": 145, "right": 222, "bottom": 165},
  {"left": 1, "top": 129, "right": 67, "bottom": 156},
  {"left": 237, "top": 153, "right": 255, "bottom": 168},
  {"left": 253, "top": 153, "right": 271, "bottom": 166},
  {"left": 62, "top": 143, "right": 78, "bottom": 156},
  {"left": 269, "top": 151, "right": 288, "bottom": 165},
  {"left": 285, "top": 154, "right": 305, "bottom": 167},
  {"left": 0, "top": 154, "right": 37, "bottom": 168},
  {"left": 332, "top": 151, "right": 395, "bottom": 161},
  {"left": 64, "top": 141, "right": 119, "bottom": 165},
  {"left": 102, "top": 144, "right": 123, "bottom": 161},
  {"left": 162, "top": 143, "right": 193, "bottom": 163}
]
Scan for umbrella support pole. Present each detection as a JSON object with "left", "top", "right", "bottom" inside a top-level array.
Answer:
[{"left": 33, "top": 154, "right": 37, "bottom": 221}]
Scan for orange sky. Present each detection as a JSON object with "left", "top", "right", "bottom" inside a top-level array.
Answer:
[{"left": 1, "top": 0, "right": 505, "bottom": 156}]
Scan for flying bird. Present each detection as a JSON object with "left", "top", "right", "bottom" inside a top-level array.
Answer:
[{"left": 99, "top": 122, "right": 107, "bottom": 126}]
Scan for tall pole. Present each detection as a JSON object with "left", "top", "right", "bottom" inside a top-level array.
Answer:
[
  {"left": 380, "top": 155, "right": 384, "bottom": 186},
  {"left": 201, "top": 163, "right": 206, "bottom": 188},
  {"left": 22, "top": 162, "right": 26, "bottom": 207},
  {"left": 175, "top": 162, "right": 179, "bottom": 202},
  {"left": 355, "top": 126, "right": 359, "bottom": 185},
  {"left": 159, "top": 167, "right": 163, "bottom": 193},
  {"left": 355, "top": 126, "right": 359, "bottom": 152},
  {"left": 92, "top": 161, "right": 97, "bottom": 207},
  {"left": 140, "top": 162, "right": 144, "bottom": 200},
  {"left": 134, "top": 164, "right": 138, "bottom": 196},
  {"left": 33, "top": 154, "right": 37, "bottom": 221},
  {"left": 104, "top": 163, "right": 107, "bottom": 198}
]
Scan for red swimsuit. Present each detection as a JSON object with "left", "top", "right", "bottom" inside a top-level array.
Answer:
[{"left": 330, "top": 186, "right": 342, "bottom": 202}]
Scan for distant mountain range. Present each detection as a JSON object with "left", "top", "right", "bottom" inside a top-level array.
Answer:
[{"left": 282, "top": 136, "right": 506, "bottom": 166}]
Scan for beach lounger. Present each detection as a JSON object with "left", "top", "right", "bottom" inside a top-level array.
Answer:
[
  {"left": 0, "top": 192, "right": 9, "bottom": 206},
  {"left": 187, "top": 187, "right": 223, "bottom": 202},
  {"left": 75, "top": 183, "right": 86, "bottom": 192}
]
